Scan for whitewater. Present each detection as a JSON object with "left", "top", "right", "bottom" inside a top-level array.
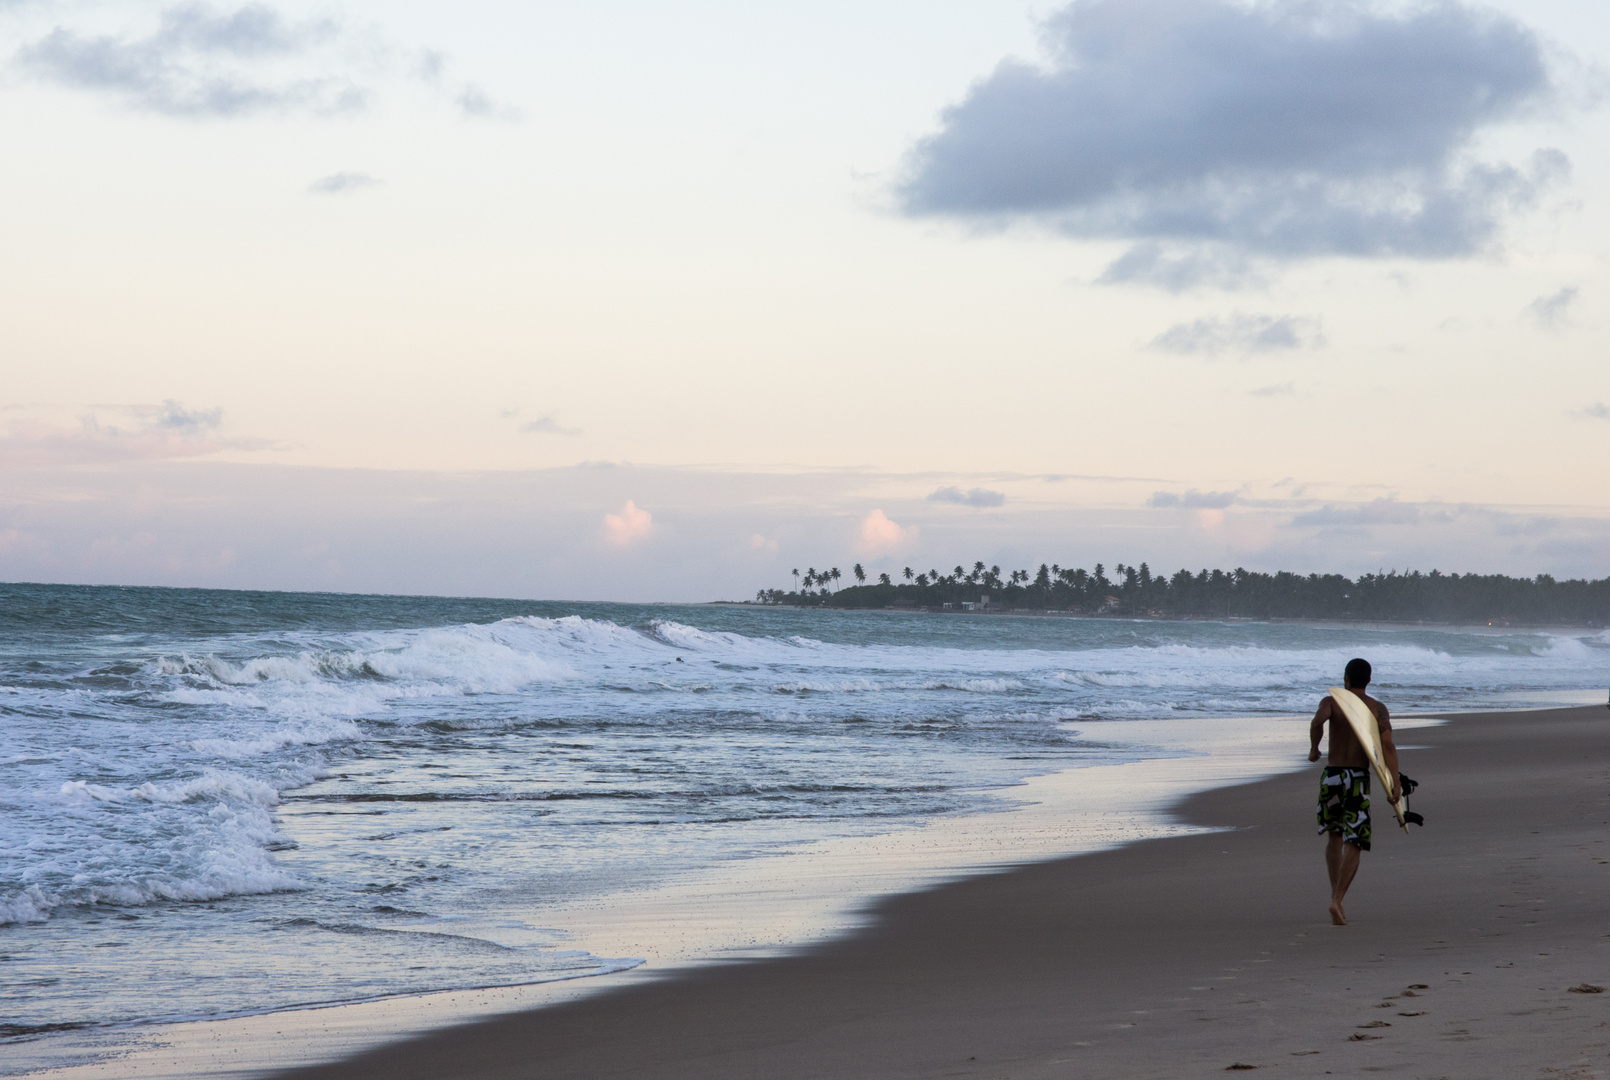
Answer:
[{"left": 2, "top": 583, "right": 1605, "bottom": 1063}]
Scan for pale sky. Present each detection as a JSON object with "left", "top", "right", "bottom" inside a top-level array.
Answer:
[{"left": 3, "top": 0, "right": 1609, "bottom": 599}]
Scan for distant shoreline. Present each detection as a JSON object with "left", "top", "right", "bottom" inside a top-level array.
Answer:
[
  {"left": 715, "top": 598, "right": 1607, "bottom": 632},
  {"left": 749, "top": 565, "right": 1610, "bottom": 629},
  {"left": 4, "top": 579, "right": 1605, "bottom": 631}
]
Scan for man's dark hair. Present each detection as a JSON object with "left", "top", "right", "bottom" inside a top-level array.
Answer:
[{"left": 1344, "top": 658, "right": 1372, "bottom": 688}]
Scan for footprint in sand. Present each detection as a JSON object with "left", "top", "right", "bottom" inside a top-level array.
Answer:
[{"left": 1357, "top": 1021, "right": 1392, "bottom": 1029}]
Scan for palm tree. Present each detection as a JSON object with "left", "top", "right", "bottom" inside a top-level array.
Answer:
[
  {"left": 792, "top": 568, "right": 800, "bottom": 593},
  {"left": 903, "top": 567, "right": 914, "bottom": 581},
  {"left": 830, "top": 567, "right": 842, "bottom": 590},
  {"left": 853, "top": 563, "right": 866, "bottom": 585},
  {"left": 805, "top": 567, "right": 818, "bottom": 590}
]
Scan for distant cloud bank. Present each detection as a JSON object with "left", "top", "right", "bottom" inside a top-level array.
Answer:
[
  {"left": 5, "top": 461, "right": 1608, "bottom": 599},
  {"left": 898, "top": 0, "right": 1564, "bottom": 287}
]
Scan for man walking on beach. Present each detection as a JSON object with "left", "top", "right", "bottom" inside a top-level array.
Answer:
[{"left": 1309, "top": 658, "right": 1401, "bottom": 926}]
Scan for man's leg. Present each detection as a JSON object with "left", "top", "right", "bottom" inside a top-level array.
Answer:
[{"left": 1326, "top": 833, "right": 1361, "bottom": 925}]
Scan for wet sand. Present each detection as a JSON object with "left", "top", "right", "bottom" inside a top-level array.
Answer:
[{"left": 265, "top": 704, "right": 1610, "bottom": 1079}]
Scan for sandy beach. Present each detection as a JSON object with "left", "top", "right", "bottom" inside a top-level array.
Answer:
[{"left": 252, "top": 704, "right": 1610, "bottom": 1079}]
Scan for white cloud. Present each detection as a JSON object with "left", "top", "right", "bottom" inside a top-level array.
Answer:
[
  {"left": 15, "top": 4, "right": 368, "bottom": 117},
  {"left": 603, "top": 499, "right": 653, "bottom": 546},
  {"left": 926, "top": 485, "right": 1005, "bottom": 508},
  {"left": 1148, "top": 489, "right": 1237, "bottom": 509},
  {"left": 518, "top": 415, "right": 582, "bottom": 437},
  {"left": 0, "top": 401, "right": 263, "bottom": 470},
  {"left": 1149, "top": 314, "right": 1323, "bottom": 356},
  {"left": 11, "top": 4, "right": 511, "bottom": 121},
  {"left": 308, "top": 171, "right": 379, "bottom": 195},
  {"left": 1527, "top": 286, "right": 1579, "bottom": 330},
  {"left": 750, "top": 533, "right": 778, "bottom": 552},
  {"left": 1291, "top": 498, "right": 1422, "bottom": 527},
  {"left": 415, "top": 47, "right": 517, "bottom": 120},
  {"left": 857, "top": 509, "right": 915, "bottom": 555},
  {"left": 1248, "top": 382, "right": 1296, "bottom": 398},
  {"left": 899, "top": 0, "right": 1565, "bottom": 287}
]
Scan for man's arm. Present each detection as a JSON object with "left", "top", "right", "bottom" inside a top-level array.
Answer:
[
  {"left": 1379, "top": 706, "right": 1402, "bottom": 803},
  {"left": 1308, "top": 697, "right": 1332, "bottom": 762}
]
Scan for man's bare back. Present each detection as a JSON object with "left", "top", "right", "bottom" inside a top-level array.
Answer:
[
  {"left": 1308, "top": 659, "right": 1401, "bottom": 926},
  {"left": 1310, "top": 689, "right": 1397, "bottom": 779}
]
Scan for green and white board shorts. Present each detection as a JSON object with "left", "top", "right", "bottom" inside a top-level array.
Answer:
[{"left": 1317, "top": 766, "right": 1371, "bottom": 850}]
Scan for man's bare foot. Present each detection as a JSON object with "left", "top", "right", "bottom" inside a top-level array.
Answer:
[{"left": 1329, "top": 900, "right": 1347, "bottom": 926}]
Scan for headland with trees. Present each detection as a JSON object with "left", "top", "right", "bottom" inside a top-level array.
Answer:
[{"left": 753, "top": 561, "right": 1610, "bottom": 627}]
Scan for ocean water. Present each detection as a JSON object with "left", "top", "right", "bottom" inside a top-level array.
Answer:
[{"left": 2, "top": 583, "right": 1606, "bottom": 1056}]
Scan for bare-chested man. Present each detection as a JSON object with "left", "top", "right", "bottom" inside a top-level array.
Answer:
[{"left": 1308, "top": 658, "right": 1400, "bottom": 926}]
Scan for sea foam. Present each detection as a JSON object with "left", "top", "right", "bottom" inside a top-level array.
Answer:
[{"left": 3, "top": 591, "right": 1605, "bottom": 1038}]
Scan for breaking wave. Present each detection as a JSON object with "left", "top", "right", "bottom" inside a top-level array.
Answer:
[{"left": 4, "top": 587, "right": 1605, "bottom": 1037}]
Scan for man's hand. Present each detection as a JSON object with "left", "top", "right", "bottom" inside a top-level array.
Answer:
[
  {"left": 1309, "top": 699, "right": 1330, "bottom": 767},
  {"left": 1389, "top": 776, "right": 1402, "bottom": 804}
]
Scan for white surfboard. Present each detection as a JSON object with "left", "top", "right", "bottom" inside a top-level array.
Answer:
[{"left": 1328, "top": 686, "right": 1408, "bottom": 829}]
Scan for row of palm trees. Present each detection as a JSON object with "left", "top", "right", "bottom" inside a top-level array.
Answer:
[
  {"left": 783, "top": 560, "right": 1056, "bottom": 596},
  {"left": 793, "top": 562, "right": 1051, "bottom": 589},
  {"left": 759, "top": 559, "right": 1610, "bottom": 625},
  {"left": 792, "top": 567, "right": 848, "bottom": 591}
]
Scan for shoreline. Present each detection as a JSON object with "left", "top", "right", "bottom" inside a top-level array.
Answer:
[
  {"left": 261, "top": 702, "right": 1610, "bottom": 1080},
  {"left": 9, "top": 711, "right": 1337, "bottom": 1079},
  {"left": 13, "top": 703, "right": 1610, "bottom": 1078}
]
